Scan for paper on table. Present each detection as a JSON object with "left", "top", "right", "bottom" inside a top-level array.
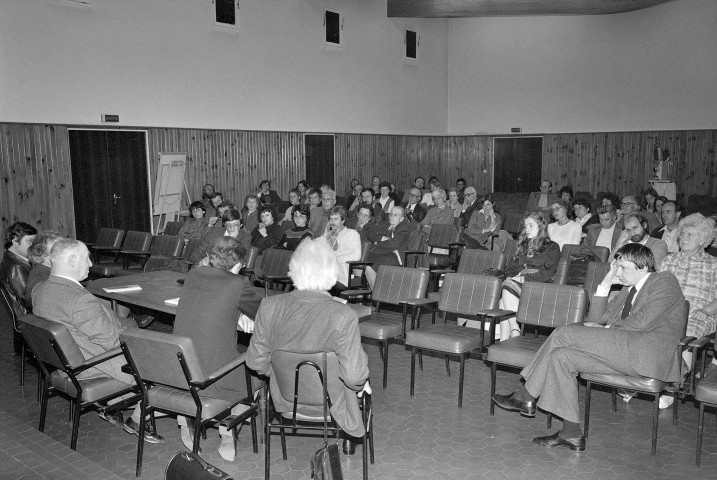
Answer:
[
  {"left": 103, "top": 285, "right": 142, "bottom": 293},
  {"left": 164, "top": 297, "right": 180, "bottom": 306}
]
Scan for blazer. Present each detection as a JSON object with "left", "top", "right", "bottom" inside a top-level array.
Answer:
[
  {"left": 0, "top": 250, "right": 30, "bottom": 308},
  {"left": 578, "top": 214, "right": 601, "bottom": 234},
  {"left": 583, "top": 224, "right": 621, "bottom": 252},
  {"left": 586, "top": 271, "right": 687, "bottom": 382},
  {"left": 525, "top": 192, "right": 557, "bottom": 213},
  {"left": 403, "top": 203, "right": 427, "bottom": 223},
  {"left": 504, "top": 241, "right": 560, "bottom": 283},
  {"left": 24, "top": 263, "right": 51, "bottom": 305},
  {"left": 366, "top": 220, "right": 412, "bottom": 266},
  {"left": 33, "top": 275, "right": 131, "bottom": 383},
  {"left": 173, "top": 266, "right": 262, "bottom": 401},
  {"left": 246, "top": 290, "right": 369, "bottom": 437},
  {"left": 459, "top": 201, "right": 481, "bottom": 229}
]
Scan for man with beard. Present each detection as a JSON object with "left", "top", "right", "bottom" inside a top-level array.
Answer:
[{"left": 614, "top": 214, "right": 668, "bottom": 268}]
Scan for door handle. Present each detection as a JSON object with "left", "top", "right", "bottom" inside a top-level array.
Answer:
[{"left": 113, "top": 193, "right": 122, "bottom": 205}]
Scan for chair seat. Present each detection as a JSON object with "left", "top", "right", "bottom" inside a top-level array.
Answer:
[
  {"left": 147, "top": 385, "right": 233, "bottom": 419},
  {"left": 51, "top": 371, "right": 133, "bottom": 403},
  {"left": 359, "top": 313, "right": 404, "bottom": 340},
  {"left": 486, "top": 336, "right": 545, "bottom": 368},
  {"left": 347, "top": 303, "right": 372, "bottom": 319},
  {"left": 279, "top": 410, "right": 332, "bottom": 423},
  {"left": 696, "top": 369, "right": 717, "bottom": 405},
  {"left": 405, "top": 324, "right": 483, "bottom": 354},
  {"left": 427, "top": 254, "right": 450, "bottom": 268},
  {"left": 427, "top": 292, "right": 440, "bottom": 302},
  {"left": 581, "top": 373, "right": 666, "bottom": 393}
]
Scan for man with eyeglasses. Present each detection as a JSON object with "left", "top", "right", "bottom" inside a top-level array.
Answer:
[
  {"left": 620, "top": 195, "right": 660, "bottom": 233},
  {"left": 310, "top": 189, "right": 337, "bottom": 237},
  {"left": 402, "top": 188, "right": 427, "bottom": 223},
  {"left": 614, "top": 214, "right": 668, "bottom": 268},
  {"left": 526, "top": 180, "right": 557, "bottom": 214},
  {"left": 458, "top": 187, "right": 480, "bottom": 229},
  {"left": 364, "top": 206, "right": 412, "bottom": 288},
  {"left": 650, "top": 201, "right": 682, "bottom": 253}
]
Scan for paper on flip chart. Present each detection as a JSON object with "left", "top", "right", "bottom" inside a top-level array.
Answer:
[
  {"left": 103, "top": 285, "right": 142, "bottom": 293},
  {"left": 164, "top": 297, "right": 180, "bottom": 306}
]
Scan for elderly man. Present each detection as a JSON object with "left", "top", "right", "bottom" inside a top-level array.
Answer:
[
  {"left": 23, "top": 231, "right": 63, "bottom": 305},
  {"left": 33, "top": 239, "right": 164, "bottom": 443},
  {"left": 364, "top": 206, "right": 412, "bottom": 288},
  {"left": 420, "top": 188, "right": 454, "bottom": 234},
  {"left": 526, "top": 180, "right": 557, "bottom": 214},
  {"left": 345, "top": 183, "right": 364, "bottom": 213},
  {"left": 620, "top": 195, "right": 660, "bottom": 232},
  {"left": 493, "top": 244, "right": 686, "bottom": 451},
  {"left": 310, "top": 189, "right": 336, "bottom": 236},
  {"left": 403, "top": 188, "right": 427, "bottom": 223},
  {"left": 614, "top": 214, "right": 668, "bottom": 267},
  {"left": 458, "top": 186, "right": 480, "bottom": 229},
  {"left": 322, "top": 206, "right": 362, "bottom": 289},
  {"left": 651, "top": 201, "right": 682, "bottom": 253},
  {"left": 583, "top": 205, "right": 622, "bottom": 252}
]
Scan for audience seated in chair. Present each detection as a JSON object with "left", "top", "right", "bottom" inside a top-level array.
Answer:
[
  {"left": 462, "top": 194, "right": 502, "bottom": 250},
  {"left": 256, "top": 179, "right": 282, "bottom": 205},
  {"left": 572, "top": 198, "right": 600, "bottom": 235},
  {"left": 621, "top": 195, "right": 660, "bottom": 233},
  {"left": 278, "top": 203, "right": 314, "bottom": 250},
  {"left": 279, "top": 188, "right": 303, "bottom": 225},
  {"left": 458, "top": 186, "right": 481, "bottom": 229},
  {"left": 24, "top": 230, "right": 63, "bottom": 306},
  {"left": 188, "top": 209, "right": 251, "bottom": 266},
  {"left": 420, "top": 188, "right": 454, "bottom": 235},
  {"left": 547, "top": 200, "right": 582, "bottom": 250},
  {"left": 650, "top": 200, "right": 682, "bottom": 253},
  {"left": 402, "top": 188, "right": 427, "bottom": 224},
  {"left": 525, "top": 180, "right": 557, "bottom": 214},
  {"left": 178, "top": 201, "right": 211, "bottom": 241},
  {"left": 322, "top": 206, "right": 361, "bottom": 290},
  {"left": 364, "top": 206, "right": 412, "bottom": 289},
  {"left": 1, "top": 221, "right": 37, "bottom": 308},
  {"left": 583, "top": 205, "right": 622, "bottom": 252},
  {"left": 614, "top": 214, "right": 668, "bottom": 268},
  {"left": 250, "top": 205, "right": 283, "bottom": 253}
]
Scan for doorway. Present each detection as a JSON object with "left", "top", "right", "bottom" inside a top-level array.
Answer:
[
  {"left": 493, "top": 137, "right": 543, "bottom": 193},
  {"left": 304, "top": 134, "right": 335, "bottom": 190},
  {"left": 69, "top": 129, "right": 151, "bottom": 242}
]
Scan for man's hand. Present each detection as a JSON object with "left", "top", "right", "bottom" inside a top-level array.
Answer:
[
  {"left": 237, "top": 313, "right": 255, "bottom": 333},
  {"left": 358, "top": 380, "right": 372, "bottom": 397},
  {"left": 600, "top": 260, "right": 622, "bottom": 287}
]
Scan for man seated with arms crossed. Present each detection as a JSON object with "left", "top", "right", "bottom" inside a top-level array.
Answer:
[
  {"left": 614, "top": 214, "right": 668, "bottom": 268},
  {"left": 402, "top": 188, "right": 427, "bottom": 224},
  {"left": 364, "top": 206, "right": 412, "bottom": 289},
  {"left": 33, "top": 239, "right": 164, "bottom": 443},
  {"left": 492, "top": 244, "right": 686, "bottom": 451},
  {"left": 525, "top": 180, "right": 557, "bottom": 215},
  {"left": 583, "top": 205, "right": 622, "bottom": 253}
]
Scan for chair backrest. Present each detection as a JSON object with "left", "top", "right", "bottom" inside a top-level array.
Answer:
[
  {"left": 457, "top": 249, "right": 505, "bottom": 274},
  {"left": 372, "top": 265, "right": 429, "bottom": 305},
  {"left": 561, "top": 244, "right": 610, "bottom": 263},
  {"left": 18, "top": 314, "right": 86, "bottom": 370},
  {"left": 245, "top": 246, "right": 260, "bottom": 269},
  {"left": 438, "top": 273, "right": 501, "bottom": 315},
  {"left": 150, "top": 235, "right": 184, "bottom": 257},
  {"left": 561, "top": 244, "right": 582, "bottom": 258},
  {"left": 122, "top": 231, "right": 153, "bottom": 252},
  {"left": 583, "top": 261, "right": 611, "bottom": 298},
  {"left": 120, "top": 328, "right": 205, "bottom": 389},
  {"left": 516, "top": 282, "right": 587, "bottom": 328},
  {"left": 183, "top": 238, "right": 203, "bottom": 264},
  {"left": 0, "top": 281, "right": 24, "bottom": 329},
  {"left": 503, "top": 212, "right": 524, "bottom": 236},
  {"left": 270, "top": 350, "right": 339, "bottom": 412},
  {"left": 503, "top": 236, "right": 517, "bottom": 259},
  {"left": 95, "top": 228, "right": 124, "bottom": 248},
  {"left": 590, "top": 246, "right": 610, "bottom": 263},
  {"left": 552, "top": 257, "right": 570, "bottom": 285},
  {"left": 163, "top": 221, "right": 183, "bottom": 236},
  {"left": 261, "top": 248, "right": 293, "bottom": 277},
  {"left": 360, "top": 241, "right": 372, "bottom": 262},
  {"left": 426, "top": 224, "right": 460, "bottom": 249}
]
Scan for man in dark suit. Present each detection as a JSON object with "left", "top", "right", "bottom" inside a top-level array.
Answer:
[
  {"left": 458, "top": 186, "right": 480, "bottom": 229},
  {"left": 364, "top": 206, "right": 412, "bottom": 288},
  {"left": 525, "top": 180, "right": 557, "bottom": 214},
  {"left": 583, "top": 205, "right": 622, "bottom": 252},
  {"left": 492, "top": 244, "right": 685, "bottom": 451},
  {"left": 402, "top": 188, "right": 427, "bottom": 223}
]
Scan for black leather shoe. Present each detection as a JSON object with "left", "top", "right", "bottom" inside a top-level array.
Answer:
[
  {"left": 492, "top": 393, "right": 536, "bottom": 417},
  {"left": 532, "top": 431, "right": 585, "bottom": 452},
  {"left": 342, "top": 439, "right": 356, "bottom": 455},
  {"left": 133, "top": 314, "right": 155, "bottom": 329}
]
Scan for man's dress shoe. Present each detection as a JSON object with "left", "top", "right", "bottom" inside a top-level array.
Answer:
[
  {"left": 342, "top": 439, "right": 356, "bottom": 455},
  {"left": 532, "top": 431, "right": 585, "bottom": 452},
  {"left": 133, "top": 314, "right": 155, "bottom": 329},
  {"left": 491, "top": 393, "right": 536, "bottom": 417}
]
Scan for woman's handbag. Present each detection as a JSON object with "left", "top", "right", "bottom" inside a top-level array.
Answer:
[
  {"left": 165, "top": 451, "right": 233, "bottom": 480},
  {"left": 309, "top": 353, "right": 344, "bottom": 480}
]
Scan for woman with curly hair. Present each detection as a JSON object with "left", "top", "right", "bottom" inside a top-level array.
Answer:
[{"left": 498, "top": 212, "right": 560, "bottom": 341}]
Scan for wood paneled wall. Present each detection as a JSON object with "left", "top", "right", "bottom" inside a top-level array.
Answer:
[{"left": 2, "top": 123, "right": 715, "bottom": 239}]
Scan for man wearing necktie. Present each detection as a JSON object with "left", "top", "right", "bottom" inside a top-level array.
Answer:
[
  {"left": 364, "top": 206, "right": 412, "bottom": 288},
  {"left": 403, "top": 188, "right": 427, "bottom": 223},
  {"left": 492, "top": 243, "right": 686, "bottom": 452}
]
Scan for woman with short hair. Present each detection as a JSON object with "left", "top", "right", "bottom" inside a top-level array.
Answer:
[
  {"left": 250, "top": 205, "right": 283, "bottom": 253},
  {"left": 572, "top": 199, "right": 599, "bottom": 235},
  {"left": 178, "top": 201, "right": 211, "bottom": 241},
  {"left": 279, "top": 204, "right": 313, "bottom": 250}
]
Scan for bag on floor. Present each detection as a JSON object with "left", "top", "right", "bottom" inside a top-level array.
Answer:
[
  {"left": 310, "top": 442, "right": 343, "bottom": 480},
  {"left": 165, "top": 451, "right": 233, "bottom": 480}
]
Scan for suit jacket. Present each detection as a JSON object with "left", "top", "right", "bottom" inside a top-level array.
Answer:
[
  {"left": 403, "top": 203, "right": 427, "bottom": 223},
  {"left": 525, "top": 192, "right": 557, "bottom": 213},
  {"left": 464, "top": 210, "right": 502, "bottom": 246},
  {"left": 309, "top": 208, "right": 330, "bottom": 237},
  {"left": 583, "top": 224, "right": 621, "bottom": 252},
  {"left": 24, "top": 263, "right": 51, "bottom": 305},
  {"left": 246, "top": 290, "right": 369, "bottom": 437},
  {"left": 173, "top": 266, "right": 262, "bottom": 401},
  {"left": 459, "top": 201, "right": 481, "bottom": 229},
  {"left": 640, "top": 210, "right": 661, "bottom": 233},
  {"left": 420, "top": 205, "right": 454, "bottom": 230},
  {"left": 586, "top": 272, "right": 687, "bottom": 382},
  {"left": 33, "top": 275, "right": 132, "bottom": 383},
  {"left": 366, "top": 220, "right": 412, "bottom": 266}
]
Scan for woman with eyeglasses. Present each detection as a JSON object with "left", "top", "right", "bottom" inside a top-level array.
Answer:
[
  {"left": 547, "top": 200, "right": 582, "bottom": 250},
  {"left": 278, "top": 204, "right": 314, "bottom": 250}
]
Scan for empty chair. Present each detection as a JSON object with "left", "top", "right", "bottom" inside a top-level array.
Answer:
[
  {"left": 427, "top": 249, "right": 506, "bottom": 302},
  {"left": 120, "top": 329, "right": 258, "bottom": 476},
  {"left": 257, "top": 248, "right": 294, "bottom": 296},
  {"left": 162, "top": 221, "right": 183, "bottom": 236},
  {"left": 1, "top": 282, "right": 32, "bottom": 387},
  {"left": 503, "top": 212, "right": 524, "bottom": 237},
  {"left": 139, "top": 235, "right": 185, "bottom": 273},
  {"left": 86, "top": 227, "right": 124, "bottom": 264},
  {"left": 404, "top": 224, "right": 462, "bottom": 290},
  {"left": 552, "top": 257, "right": 570, "bottom": 285},
  {"left": 19, "top": 314, "right": 137, "bottom": 451},
  {"left": 89, "top": 230, "right": 153, "bottom": 278},
  {"left": 695, "top": 339, "right": 717, "bottom": 466}
]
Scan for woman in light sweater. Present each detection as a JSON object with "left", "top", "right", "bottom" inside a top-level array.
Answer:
[{"left": 547, "top": 200, "right": 582, "bottom": 250}]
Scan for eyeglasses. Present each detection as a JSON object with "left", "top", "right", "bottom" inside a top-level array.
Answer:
[
  {"left": 465, "top": 192, "right": 476, "bottom": 197},
  {"left": 409, "top": 194, "right": 421, "bottom": 198},
  {"left": 621, "top": 202, "right": 637, "bottom": 207},
  {"left": 293, "top": 213, "right": 307, "bottom": 219}
]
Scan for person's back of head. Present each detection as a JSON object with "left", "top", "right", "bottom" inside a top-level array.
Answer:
[
  {"left": 289, "top": 237, "right": 339, "bottom": 291},
  {"left": 49, "top": 238, "right": 86, "bottom": 279},
  {"left": 28, "top": 231, "right": 63, "bottom": 266},
  {"left": 208, "top": 236, "right": 247, "bottom": 272}
]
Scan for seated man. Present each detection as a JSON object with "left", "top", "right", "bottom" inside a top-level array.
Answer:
[
  {"left": 583, "top": 205, "right": 621, "bottom": 253},
  {"left": 256, "top": 179, "right": 282, "bottom": 205},
  {"left": 247, "top": 238, "right": 370, "bottom": 454},
  {"left": 403, "top": 188, "right": 427, "bottom": 224},
  {"left": 364, "top": 206, "right": 412, "bottom": 288},
  {"left": 173, "top": 236, "right": 262, "bottom": 461},
  {"left": 189, "top": 209, "right": 250, "bottom": 265},
  {"left": 33, "top": 239, "right": 164, "bottom": 443},
  {"left": 620, "top": 195, "right": 660, "bottom": 233},
  {"left": 356, "top": 188, "right": 385, "bottom": 223},
  {"left": 309, "top": 189, "right": 336, "bottom": 237},
  {"left": 458, "top": 186, "right": 480, "bottom": 229},
  {"left": 322, "top": 206, "right": 361, "bottom": 289},
  {"left": 614, "top": 214, "right": 668, "bottom": 268},
  {"left": 24, "top": 230, "right": 63, "bottom": 306},
  {"left": 492, "top": 244, "right": 685, "bottom": 451},
  {"left": 651, "top": 200, "right": 682, "bottom": 253},
  {"left": 0, "top": 221, "right": 37, "bottom": 306},
  {"left": 525, "top": 180, "right": 557, "bottom": 214}
]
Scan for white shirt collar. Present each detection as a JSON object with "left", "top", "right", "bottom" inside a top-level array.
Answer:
[
  {"left": 633, "top": 272, "right": 650, "bottom": 296},
  {"left": 52, "top": 273, "right": 83, "bottom": 287}
]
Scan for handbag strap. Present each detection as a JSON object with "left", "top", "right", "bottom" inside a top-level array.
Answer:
[{"left": 322, "top": 352, "right": 329, "bottom": 447}]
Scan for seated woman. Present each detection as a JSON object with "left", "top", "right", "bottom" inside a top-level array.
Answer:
[
  {"left": 322, "top": 206, "right": 361, "bottom": 290},
  {"left": 24, "top": 230, "right": 63, "bottom": 305},
  {"left": 547, "top": 200, "right": 582, "bottom": 250},
  {"left": 279, "top": 188, "right": 303, "bottom": 225},
  {"left": 447, "top": 188, "right": 463, "bottom": 218},
  {"left": 654, "top": 195, "right": 668, "bottom": 225},
  {"left": 177, "top": 201, "right": 211, "bottom": 241},
  {"left": 498, "top": 212, "right": 560, "bottom": 341},
  {"left": 278, "top": 204, "right": 313, "bottom": 250},
  {"left": 242, "top": 195, "right": 260, "bottom": 234},
  {"left": 642, "top": 187, "right": 659, "bottom": 214},
  {"left": 173, "top": 236, "right": 262, "bottom": 461},
  {"left": 297, "top": 180, "right": 310, "bottom": 204},
  {"left": 573, "top": 198, "right": 600, "bottom": 235},
  {"left": 250, "top": 205, "right": 283, "bottom": 253},
  {"left": 246, "top": 237, "right": 370, "bottom": 454},
  {"left": 462, "top": 194, "right": 502, "bottom": 250}
]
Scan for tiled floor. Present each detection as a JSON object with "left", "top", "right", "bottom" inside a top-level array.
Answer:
[{"left": 1, "top": 315, "right": 717, "bottom": 480}]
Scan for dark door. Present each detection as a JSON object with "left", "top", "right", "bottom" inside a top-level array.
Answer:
[
  {"left": 304, "top": 134, "right": 335, "bottom": 190},
  {"left": 69, "top": 130, "right": 150, "bottom": 242},
  {"left": 493, "top": 137, "right": 543, "bottom": 193}
]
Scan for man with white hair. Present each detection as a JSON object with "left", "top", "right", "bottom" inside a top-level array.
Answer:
[
  {"left": 33, "top": 239, "right": 164, "bottom": 444},
  {"left": 419, "top": 188, "right": 454, "bottom": 234},
  {"left": 247, "top": 237, "right": 370, "bottom": 454},
  {"left": 364, "top": 206, "right": 412, "bottom": 288}
]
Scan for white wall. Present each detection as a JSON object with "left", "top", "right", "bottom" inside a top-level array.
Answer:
[
  {"left": 447, "top": 0, "right": 717, "bottom": 135},
  {"left": 0, "top": 0, "right": 449, "bottom": 135}
]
